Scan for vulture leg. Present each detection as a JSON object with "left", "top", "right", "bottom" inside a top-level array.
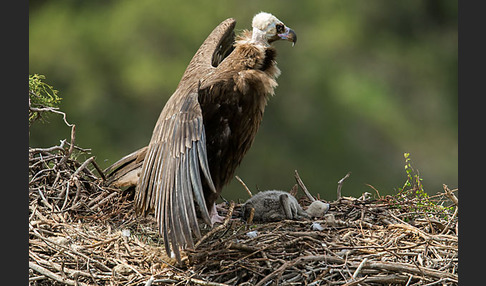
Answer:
[
  {"left": 280, "top": 194, "right": 294, "bottom": 220},
  {"left": 209, "top": 203, "right": 225, "bottom": 224}
]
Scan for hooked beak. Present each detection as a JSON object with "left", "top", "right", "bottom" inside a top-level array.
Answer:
[{"left": 278, "top": 27, "right": 297, "bottom": 46}]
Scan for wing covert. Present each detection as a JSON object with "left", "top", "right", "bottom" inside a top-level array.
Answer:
[{"left": 179, "top": 18, "right": 236, "bottom": 85}]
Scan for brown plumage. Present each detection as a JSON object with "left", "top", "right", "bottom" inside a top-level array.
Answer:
[{"left": 105, "top": 12, "right": 296, "bottom": 262}]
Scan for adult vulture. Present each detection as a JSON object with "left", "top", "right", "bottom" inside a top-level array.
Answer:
[{"left": 105, "top": 12, "right": 296, "bottom": 262}]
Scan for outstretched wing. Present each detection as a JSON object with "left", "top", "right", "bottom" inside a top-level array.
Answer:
[
  {"left": 134, "top": 18, "right": 236, "bottom": 262},
  {"left": 178, "top": 18, "right": 236, "bottom": 87},
  {"left": 135, "top": 92, "right": 215, "bottom": 261}
]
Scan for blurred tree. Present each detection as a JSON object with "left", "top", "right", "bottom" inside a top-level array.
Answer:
[{"left": 29, "top": 0, "right": 457, "bottom": 201}]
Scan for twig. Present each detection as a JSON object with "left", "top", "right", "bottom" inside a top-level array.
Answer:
[
  {"left": 225, "top": 239, "right": 283, "bottom": 269},
  {"left": 365, "top": 183, "right": 381, "bottom": 199},
  {"left": 29, "top": 106, "right": 74, "bottom": 127},
  {"left": 255, "top": 259, "right": 293, "bottom": 286},
  {"left": 405, "top": 274, "right": 414, "bottom": 286},
  {"left": 90, "top": 158, "right": 107, "bottom": 181},
  {"left": 235, "top": 175, "right": 252, "bottom": 197},
  {"left": 260, "top": 251, "right": 273, "bottom": 270},
  {"left": 29, "top": 251, "right": 106, "bottom": 280},
  {"left": 86, "top": 258, "right": 100, "bottom": 286},
  {"left": 256, "top": 252, "right": 457, "bottom": 285},
  {"left": 60, "top": 178, "right": 71, "bottom": 211},
  {"left": 342, "top": 276, "right": 368, "bottom": 286},
  {"left": 388, "top": 222, "right": 457, "bottom": 243},
  {"left": 442, "top": 184, "right": 458, "bottom": 206},
  {"left": 363, "top": 274, "right": 411, "bottom": 284},
  {"left": 72, "top": 156, "right": 96, "bottom": 178},
  {"left": 337, "top": 172, "right": 351, "bottom": 199},
  {"left": 172, "top": 274, "right": 231, "bottom": 286},
  {"left": 71, "top": 177, "right": 83, "bottom": 208},
  {"left": 440, "top": 204, "right": 459, "bottom": 235},
  {"left": 363, "top": 259, "right": 457, "bottom": 282},
  {"left": 294, "top": 170, "right": 315, "bottom": 202},
  {"left": 29, "top": 142, "right": 66, "bottom": 154},
  {"left": 59, "top": 125, "right": 76, "bottom": 166},
  {"left": 352, "top": 257, "right": 368, "bottom": 279},
  {"left": 195, "top": 201, "right": 235, "bottom": 249},
  {"left": 29, "top": 275, "right": 47, "bottom": 282},
  {"left": 89, "top": 191, "right": 118, "bottom": 210},
  {"left": 64, "top": 141, "right": 92, "bottom": 153},
  {"left": 227, "top": 243, "right": 259, "bottom": 253},
  {"left": 29, "top": 226, "right": 112, "bottom": 272},
  {"left": 144, "top": 276, "right": 155, "bottom": 286},
  {"left": 29, "top": 261, "right": 90, "bottom": 286}
]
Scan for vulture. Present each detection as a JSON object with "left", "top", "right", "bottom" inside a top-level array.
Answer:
[
  {"left": 105, "top": 12, "right": 296, "bottom": 262},
  {"left": 242, "top": 190, "right": 310, "bottom": 222},
  {"left": 241, "top": 190, "right": 330, "bottom": 222}
]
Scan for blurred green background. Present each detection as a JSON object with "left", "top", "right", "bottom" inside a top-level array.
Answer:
[{"left": 29, "top": 0, "right": 457, "bottom": 201}]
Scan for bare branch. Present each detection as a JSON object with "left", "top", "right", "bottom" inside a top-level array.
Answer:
[
  {"left": 337, "top": 171, "right": 351, "bottom": 199},
  {"left": 294, "top": 170, "right": 315, "bottom": 202},
  {"left": 235, "top": 175, "right": 252, "bottom": 197}
]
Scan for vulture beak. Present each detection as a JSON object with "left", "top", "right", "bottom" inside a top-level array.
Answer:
[{"left": 278, "top": 26, "right": 297, "bottom": 46}]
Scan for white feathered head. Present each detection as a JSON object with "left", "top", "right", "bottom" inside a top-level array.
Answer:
[{"left": 251, "top": 12, "right": 296, "bottom": 46}]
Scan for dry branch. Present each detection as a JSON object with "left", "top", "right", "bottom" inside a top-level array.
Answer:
[
  {"left": 235, "top": 175, "right": 252, "bottom": 197},
  {"left": 294, "top": 169, "right": 315, "bottom": 202},
  {"left": 29, "top": 262, "right": 90, "bottom": 286},
  {"left": 337, "top": 171, "right": 351, "bottom": 199},
  {"left": 443, "top": 184, "right": 458, "bottom": 206}
]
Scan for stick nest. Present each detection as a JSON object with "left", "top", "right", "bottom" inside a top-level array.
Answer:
[{"left": 29, "top": 135, "right": 458, "bottom": 286}]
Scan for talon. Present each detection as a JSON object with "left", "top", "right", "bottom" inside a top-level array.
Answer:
[{"left": 210, "top": 203, "right": 225, "bottom": 225}]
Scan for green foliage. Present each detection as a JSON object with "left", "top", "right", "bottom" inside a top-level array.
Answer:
[
  {"left": 400, "top": 152, "right": 424, "bottom": 193},
  {"left": 392, "top": 153, "right": 454, "bottom": 221},
  {"left": 29, "top": 74, "right": 61, "bottom": 125}
]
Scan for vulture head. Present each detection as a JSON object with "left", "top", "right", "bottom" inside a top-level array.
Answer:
[{"left": 251, "top": 12, "right": 297, "bottom": 46}]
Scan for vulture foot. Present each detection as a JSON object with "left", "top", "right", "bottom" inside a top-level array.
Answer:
[{"left": 209, "top": 203, "right": 225, "bottom": 225}]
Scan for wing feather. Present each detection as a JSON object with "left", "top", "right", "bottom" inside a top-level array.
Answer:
[
  {"left": 197, "top": 131, "right": 217, "bottom": 194},
  {"left": 182, "top": 149, "right": 201, "bottom": 238},
  {"left": 134, "top": 18, "right": 237, "bottom": 262},
  {"left": 104, "top": 146, "right": 147, "bottom": 188},
  {"left": 180, "top": 18, "right": 236, "bottom": 83},
  {"left": 161, "top": 142, "right": 174, "bottom": 256},
  {"left": 174, "top": 157, "right": 193, "bottom": 247},
  {"left": 135, "top": 93, "right": 215, "bottom": 260},
  {"left": 189, "top": 140, "right": 211, "bottom": 225}
]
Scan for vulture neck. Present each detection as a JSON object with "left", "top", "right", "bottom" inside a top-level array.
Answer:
[
  {"left": 250, "top": 27, "right": 270, "bottom": 47},
  {"left": 231, "top": 29, "right": 281, "bottom": 94}
]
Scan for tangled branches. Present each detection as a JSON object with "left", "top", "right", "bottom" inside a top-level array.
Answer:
[
  {"left": 28, "top": 129, "right": 459, "bottom": 285},
  {"left": 187, "top": 194, "right": 458, "bottom": 285}
]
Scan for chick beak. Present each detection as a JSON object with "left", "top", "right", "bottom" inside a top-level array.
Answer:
[{"left": 278, "top": 27, "right": 297, "bottom": 46}]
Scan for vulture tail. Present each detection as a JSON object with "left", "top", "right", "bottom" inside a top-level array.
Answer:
[{"left": 104, "top": 146, "right": 147, "bottom": 188}]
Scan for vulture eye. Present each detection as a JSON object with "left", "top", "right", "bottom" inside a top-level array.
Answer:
[{"left": 276, "top": 23, "right": 285, "bottom": 33}]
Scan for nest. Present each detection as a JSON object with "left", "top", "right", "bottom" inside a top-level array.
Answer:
[
  {"left": 189, "top": 195, "right": 458, "bottom": 285},
  {"left": 29, "top": 127, "right": 458, "bottom": 286}
]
